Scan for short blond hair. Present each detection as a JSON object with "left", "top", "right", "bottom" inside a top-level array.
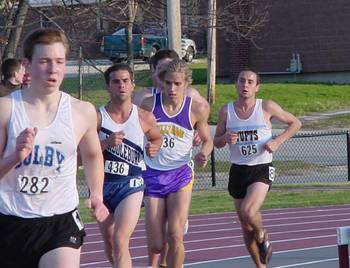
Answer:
[{"left": 158, "top": 59, "right": 193, "bottom": 85}]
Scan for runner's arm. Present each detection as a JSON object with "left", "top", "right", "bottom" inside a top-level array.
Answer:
[
  {"left": 263, "top": 100, "right": 302, "bottom": 152},
  {"left": 77, "top": 102, "right": 108, "bottom": 221},
  {"left": 0, "top": 97, "right": 36, "bottom": 179},
  {"left": 214, "top": 105, "right": 229, "bottom": 148},
  {"left": 192, "top": 101, "right": 213, "bottom": 167},
  {"left": 138, "top": 108, "right": 162, "bottom": 158}
]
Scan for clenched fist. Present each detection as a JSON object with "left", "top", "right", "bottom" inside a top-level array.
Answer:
[
  {"left": 224, "top": 131, "right": 238, "bottom": 145},
  {"left": 16, "top": 127, "right": 37, "bottom": 162},
  {"left": 145, "top": 142, "right": 160, "bottom": 158}
]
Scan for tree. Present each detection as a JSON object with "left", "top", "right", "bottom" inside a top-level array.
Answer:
[
  {"left": 1, "top": 0, "right": 29, "bottom": 61},
  {"left": 0, "top": 0, "right": 270, "bottom": 75},
  {"left": 72, "top": 0, "right": 163, "bottom": 68},
  {"left": 216, "top": 0, "right": 270, "bottom": 47}
]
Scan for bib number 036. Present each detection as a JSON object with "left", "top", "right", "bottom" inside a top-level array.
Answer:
[{"left": 18, "top": 175, "right": 51, "bottom": 195}]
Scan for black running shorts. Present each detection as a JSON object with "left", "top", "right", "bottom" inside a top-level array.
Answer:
[
  {"left": 228, "top": 162, "right": 275, "bottom": 199},
  {"left": 0, "top": 209, "right": 86, "bottom": 268}
]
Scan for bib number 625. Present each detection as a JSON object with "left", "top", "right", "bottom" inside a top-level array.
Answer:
[
  {"left": 240, "top": 144, "right": 258, "bottom": 156},
  {"left": 18, "top": 175, "right": 51, "bottom": 195}
]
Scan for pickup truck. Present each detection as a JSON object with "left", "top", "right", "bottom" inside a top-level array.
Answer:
[{"left": 100, "top": 26, "right": 197, "bottom": 63}]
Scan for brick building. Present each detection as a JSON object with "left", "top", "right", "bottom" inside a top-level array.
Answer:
[{"left": 217, "top": 0, "right": 350, "bottom": 83}]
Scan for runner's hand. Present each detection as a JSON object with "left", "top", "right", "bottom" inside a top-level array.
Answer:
[
  {"left": 104, "top": 131, "right": 125, "bottom": 147},
  {"left": 194, "top": 151, "right": 208, "bottom": 167},
  {"left": 16, "top": 127, "right": 37, "bottom": 162},
  {"left": 85, "top": 196, "right": 109, "bottom": 222},
  {"left": 224, "top": 131, "right": 238, "bottom": 144},
  {"left": 192, "top": 130, "right": 202, "bottom": 146},
  {"left": 265, "top": 139, "right": 280, "bottom": 153},
  {"left": 145, "top": 142, "right": 159, "bottom": 158}
]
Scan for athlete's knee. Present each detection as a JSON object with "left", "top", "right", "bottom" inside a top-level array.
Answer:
[
  {"left": 149, "top": 243, "right": 163, "bottom": 254},
  {"left": 114, "top": 231, "right": 132, "bottom": 250},
  {"left": 147, "top": 237, "right": 165, "bottom": 254},
  {"left": 167, "top": 230, "right": 184, "bottom": 249},
  {"left": 240, "top": 206, "right": 259, "bottom": 224},
  {"left": 241, "top": 223, "right": 254, "bottom": 234}
]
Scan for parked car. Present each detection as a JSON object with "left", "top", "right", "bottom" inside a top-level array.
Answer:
[{"left": 100, "top": 26, "right": 197, "bottom": 63}]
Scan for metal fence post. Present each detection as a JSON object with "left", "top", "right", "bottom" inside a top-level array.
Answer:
[
  {"left": 78, "top": 46, "right": 83, "bottom": 100},
  {"left": 211, "top": 149, "right": 216, "bottom": 187},
  {"left": 347, "top": 131, "right": 350, "bottom": 181}
]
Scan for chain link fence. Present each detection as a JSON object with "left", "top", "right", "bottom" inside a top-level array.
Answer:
[
  {"left": 63, "top": 57, "right": 151, "bottom": 109},
  {"left": 192, "top": 130, "right": 350, "bottom": 190},
  {"left": 77, "top": 130, "right": 350, "bottom": 197}
]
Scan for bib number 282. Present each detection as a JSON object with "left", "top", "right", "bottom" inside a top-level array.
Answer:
[{"left": 18, "top": 175, "right": 51, "bottom": 195}]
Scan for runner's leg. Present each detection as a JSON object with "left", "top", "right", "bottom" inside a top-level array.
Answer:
[{"left": 113, "top": 191, "right": 144, "bottom": 268}]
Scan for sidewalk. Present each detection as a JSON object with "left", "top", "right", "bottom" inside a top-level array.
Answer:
[
  {"left": 64, "top": 58, "right": 205, "bottom": 78},
  {"left": 64, "top": 59, "right": 148, "bottom": 78}
]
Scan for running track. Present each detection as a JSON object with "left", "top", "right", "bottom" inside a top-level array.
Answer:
[{"left": 80, "top": 204, "right": 350, "bottom": 267}]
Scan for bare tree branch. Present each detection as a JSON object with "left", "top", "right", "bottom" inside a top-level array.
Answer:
[{"left": 216, "top": 0, "right": 271, "bottom": 47}]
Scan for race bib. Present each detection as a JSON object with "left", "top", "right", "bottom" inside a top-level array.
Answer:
[
  {"left": 17, "top": 175, "right": 52, "bottom": 195},
  {"left": 104, "top": 160, "right": 129, "bottom": 176},
  {"left": 269, "top": 166, "right": 275, "bottom": 182},
  {"left": 129, "top": 177, "right": 144, "bottom": 188},
  {"left": 162, "top": 136, "right": 176, "bottom": 149},
  {"left": 239, "top": 144, "right": 259, "bottom": 157},
  {"left": 72, "top": 210, "right": 84, "bottom": 231}
]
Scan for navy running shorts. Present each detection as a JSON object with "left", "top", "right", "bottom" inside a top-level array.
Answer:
[{"left": 103, "top": 177, "right": 145, "bottom": 213}]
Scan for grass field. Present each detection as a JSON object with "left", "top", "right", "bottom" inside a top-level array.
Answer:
[
  {"left": 80, "top": 182, "right": 350, "bottom": 223},
  {"left": 62, "top": 61, "right": 350, "bottom": 124}
]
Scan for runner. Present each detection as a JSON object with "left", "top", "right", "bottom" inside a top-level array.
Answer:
[
  {"left": 214, "top": 69, "right": 301, "bottom": 267},
  {"left": 98, "top": 63, "right": 162, "bottom": 268},
  {"left": 141, "top": 59, "right": 213, "bottom": 268},
  {"left": 0, "top": 28, "right": 108, "bottom": 268}
]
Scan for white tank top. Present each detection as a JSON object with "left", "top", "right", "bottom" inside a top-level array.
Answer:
[
  {"left": 227, "top": 99, "right": 273, "bottom": 165},
  {"left": 98, "top": 105, "right": 146, "bottom": 180},
  {"left": 0, "top": 90, "right": 79, "bottom": 218},
  {"left": 144, "top": 93, "right": 194, "bottom": 170}
]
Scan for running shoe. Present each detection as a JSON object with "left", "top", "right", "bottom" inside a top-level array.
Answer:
[{"left": 256, "top": 229, "right": 272, "bottom": 264}]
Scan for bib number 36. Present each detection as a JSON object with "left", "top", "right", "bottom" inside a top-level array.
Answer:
[{"left": 18, "top": 175, "right": 51, "bottom": 195}]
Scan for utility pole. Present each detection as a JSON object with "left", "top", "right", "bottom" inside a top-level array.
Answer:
[
  {"left": 167, "top": 0, "right": 181, "bottom": 56},
  {"left": 127, "top": 0, "right": 138, "bottom": 70},
  {"left": 207, "top": 0, "right": 217, "bottom": 104}
]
